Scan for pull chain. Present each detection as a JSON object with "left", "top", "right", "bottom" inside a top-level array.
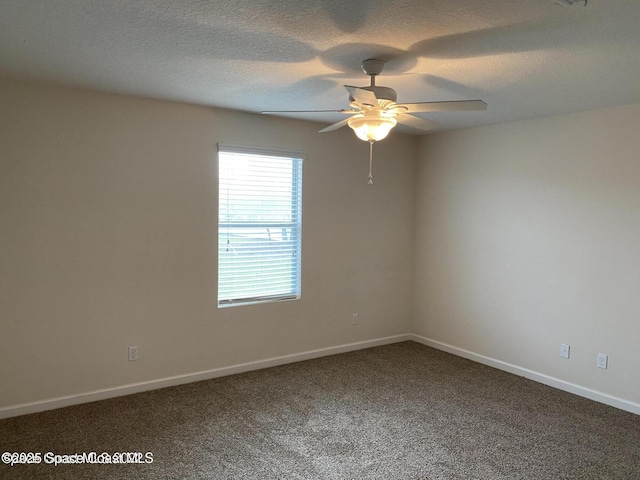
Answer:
[{"left": 368, "top": 140, "right": 374, "bottom": 185}]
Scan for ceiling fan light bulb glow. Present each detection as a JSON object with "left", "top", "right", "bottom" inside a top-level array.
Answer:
[{"left": 347, "top": 115, "right": 397, "bottom": 142}]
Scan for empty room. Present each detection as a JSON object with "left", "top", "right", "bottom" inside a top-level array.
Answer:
[{"left": 1, "top": 0, "right": 639, "bottom": 478}]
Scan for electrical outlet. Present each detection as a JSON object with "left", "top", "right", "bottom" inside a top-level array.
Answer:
[
  {"left": 560, "top": 343, "right": 570, "bottom": 359},
  {"left": 128, "top": 346, "right": 139, "bottom": 362},
  {"left": 352, "top": 313, "right": 359, "bottom": 325},
  {"left": 597, "top": 353, "right": 608, "bottom": 369}
]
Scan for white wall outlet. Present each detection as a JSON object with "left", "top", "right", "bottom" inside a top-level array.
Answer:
[
  {"left": 597, "top": 353, "right": 608, "bottom": 369},
  {"left": 560, "top": 343, "right": 570, "bottom": 359},
  {"left": 352, "top": 313, "right": 359, "bottom": 325},
  {"left": 128, "top": 346, "right": 139, "bottom": 361}
]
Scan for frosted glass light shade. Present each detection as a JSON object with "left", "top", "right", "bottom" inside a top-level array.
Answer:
[{"left": 347, "top": 114, "right": 397, "bottom": 142}]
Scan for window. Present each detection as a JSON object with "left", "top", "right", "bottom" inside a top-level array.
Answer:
[{"left": 218, "top": 145, "right": 303, "bottom": 307}]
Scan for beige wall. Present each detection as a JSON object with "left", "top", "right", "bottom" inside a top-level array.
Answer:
[
  {"left": 3, "top": 75, "right": 639, "bottom": 414},
  {"left": 0, "top": 78, "right": 417, "bottom": 409},
  {"left": 414, "top": 103, "right": 640, "bottom": 405}
]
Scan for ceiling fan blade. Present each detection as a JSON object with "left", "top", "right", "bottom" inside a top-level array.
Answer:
[
  {"left": 319, "top": 117, "right": 351, "bottom": 133},
  {"left": 397, "top": 114, "right": 440, "bottom": 131},
  {"left": 261, "top": 109, "right": 356, "bottom": 114},
  {"left": 398, "top": 100, "right": 487, "bottom": 113},
  {"left": 344, "top": 85, "right": 378, "bottom": 106}
]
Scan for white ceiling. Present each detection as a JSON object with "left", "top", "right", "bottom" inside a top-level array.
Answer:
[{"left": 1, "top": 0, "right": 639, "bottom": 133}]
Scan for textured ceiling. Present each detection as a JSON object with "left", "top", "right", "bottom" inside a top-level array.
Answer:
[{"left": 1, "top": 0, "right": 639, "bottom": 133}]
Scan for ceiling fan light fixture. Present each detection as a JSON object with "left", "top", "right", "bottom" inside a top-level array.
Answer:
[{"left": 347, "top": 111, "right": 397, "bottom": 142}]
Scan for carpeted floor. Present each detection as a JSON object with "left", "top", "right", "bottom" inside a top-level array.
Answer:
[{"left": 1, "top": 341, "right": 639, "bottom": 479}]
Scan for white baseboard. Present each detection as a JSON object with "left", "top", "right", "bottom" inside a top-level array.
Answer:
[
  {"left": 2, "top": 333, "right": 638, "bottom": 419},
  {"left": 409, "top": 334, "right": 640, "bottom": 416},
  {"left": 0, "top": 334, "right": 412, "bottom": 419}
]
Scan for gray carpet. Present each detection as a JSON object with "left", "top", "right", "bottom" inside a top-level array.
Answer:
[{"left": 1, "top": 341, "right": 639, "bottom": 479}]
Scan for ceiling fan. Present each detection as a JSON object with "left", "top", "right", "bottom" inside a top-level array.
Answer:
[{"left": 262, "top": 58, "right": 487, "bottom": 183}]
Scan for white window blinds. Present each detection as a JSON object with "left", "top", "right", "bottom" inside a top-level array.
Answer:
[{"left": 218, "top": 145, "right": 303, "bottom": 307}]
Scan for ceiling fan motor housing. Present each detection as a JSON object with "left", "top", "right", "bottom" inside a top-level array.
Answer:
[
  {"left": 347, "top": 85, "right": 397, "bottom": 104},
  {"left": 361, "top": 85, "right": 397, "bottom": 103}
]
